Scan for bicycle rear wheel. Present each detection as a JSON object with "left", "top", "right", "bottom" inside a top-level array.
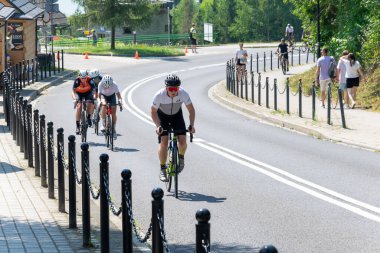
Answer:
[
  {"left": 93, "top": 109, "right": 99, "bottom": 135},
  {"left": 110, "top": 124, "right": 114, "bottom": 151},
  {"left": 281, "top": 59, "right": 287, "bottom": 75}
]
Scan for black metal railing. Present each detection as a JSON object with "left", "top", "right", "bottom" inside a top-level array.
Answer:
[{"left": 226, "top": 59, "right": 347, "bottom": 128}]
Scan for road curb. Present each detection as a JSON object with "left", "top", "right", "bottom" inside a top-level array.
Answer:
[{"left": 209, "top": 81, "right": 380, "bottom": 153}]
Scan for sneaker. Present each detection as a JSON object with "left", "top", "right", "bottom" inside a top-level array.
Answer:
[
  {"left": 159, "top": 169, "right": 168, "bottom": 182},
  {"left": 351, "top": 101, "right": 356, "bottom": 109},
  {"left": 320, "top": 103, "right": 325, "bottom": 108},
  {"left": 100, "top": 125, "right": 105, "bottom": 132},
  {"left": 178, "top": 155, "right": 185, "bottom": 173},
  {"left": 75, "top": 127, "right": 80, "bottom": 135},
  {"left": 87, "top": 118, "right": 92, "bottom": 127}
]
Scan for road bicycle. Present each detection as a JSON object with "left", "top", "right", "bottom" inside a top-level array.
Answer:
[
  {"left": 276, "top": 52, "right": 289, "bottom": 75},
  {"left": 103, "top": 102, "right": 122, "bottom": 151},
  {"left": 158, "top": 126, "right": 193, "bottom": 199},
  {"left": 74, "top": 98, "right": 89, "bottom": 143}
]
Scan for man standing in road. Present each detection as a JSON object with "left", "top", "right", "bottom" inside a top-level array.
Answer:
[
  {"left": 316, "top": 47, "right": 334, "bottom": 108},
  {"left": 189, "top": 23, "right": 198, "bottom": 53}
]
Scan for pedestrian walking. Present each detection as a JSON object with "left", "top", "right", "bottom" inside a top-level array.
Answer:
[
  {"left": 315, "top": 47, "right": 334, "bottom": 108},
  {"left": 337, "top": 50, "right": 349, "bottom": 108},
  {"left": 235, "top": 42, "right": 248, "bottom": 84},
  {"left": 91, "top": 29, "right": 97, "bottom": 46},
  {"left": 343, "top": 53, "right": 365, "bottom": 109}
]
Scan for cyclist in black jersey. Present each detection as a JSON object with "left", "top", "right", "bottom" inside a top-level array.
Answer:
[
  {"left": 277, "top": 38, "right": 291, "bottom": 71},
  {"left": 151, "top": 74, "right": 196, "bottom": 182}
]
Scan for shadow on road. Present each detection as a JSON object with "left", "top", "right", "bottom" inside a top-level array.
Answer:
[
  {"left": 167, "top": 190, "right": 226, "bottom": 203},
  {"left": 0, "top": 162, "right": 23, "bottom": 174},
  {"left": 167, "top": 242, "right": 261, "bottom": 253},
  {"left": 87, "top": 141, "right": 139, "bottom": 152}
]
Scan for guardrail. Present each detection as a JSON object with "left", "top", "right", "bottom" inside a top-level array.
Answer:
[{"left": 2, "top": 67, "right": 278, "bottom": 253}]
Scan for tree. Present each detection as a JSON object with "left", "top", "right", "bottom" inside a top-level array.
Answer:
[
  {"left": 72, "top": 0, "right": 156, "bottom": 49},
  {"left": 214, "top": 0, "right": 236, "bottom": 43},
  {"left": 173, "top": 0, "right": 197, "bottom": 34}
]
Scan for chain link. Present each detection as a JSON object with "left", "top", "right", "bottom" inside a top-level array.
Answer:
[
  {"left": 41, "top": 127, "right": 47, "bottom": 149},
  {"left": 70, "top": 149, "right": 82, "bottom": 184},
  {"left": 34, "top": 120, "right": 40, "bottom": 145},
  {"left": 157, "top": 210, "right": 170, "bottom": 253},
  {"left": 124, "top": 190, "right": 152, "bottom": 243},
  {"left": 83, "top": 160, "right": 100, "bottom": 199},
  {"left": 49, "top": 134, "right": 58, "bottom": 161},
  {"left": 58, "top": 142, "right": 68, "bottom": 170},
  {"left": 102, "top": 170, "right": 122, "bottom": 216}
]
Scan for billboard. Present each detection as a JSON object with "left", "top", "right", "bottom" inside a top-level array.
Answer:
[
  {"left": 204, "top": 23, "right": 213, "bottom": 43},
  {"left": 8, "top": 23, "right": 24, "bottom": 51}
]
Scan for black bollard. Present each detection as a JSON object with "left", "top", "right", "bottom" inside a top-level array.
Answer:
[
  {"left": 266, "top": 77, "right": 269, "bottom": 108},
  {"left": 250, "top": 53, "right": 253, "bottom": 73},
  {"left": 27, "top": 104, "right": 33, "bottom": 167},
  {"left": 327, "top": 83, "right": 331, "bottom": 125},
  {"left": 298, "top": 79, "right": 302, "bottom": 118},
  {"left": 291, "top": 49, "right": 294, "bottom": 66},
  {"left": 68, "top": 135, "right": 77, "bottom": 228},
  {"left": 251, "top": 73, "right": 255, "bottom": 104},
  {"left": 48, "top": 53, "right": 52, "bottom": 77},
  {"left": 256, "top": 52, "right": 259, "bottom": 73},
  {"left": 40, "top": 115, "right": 47, "bottom": 187},
  {"left": 259, "top": 244, "right": 278, "bottom": 253},
  {"left": 100, "top": 153, "right": 110, "bottom": 253},
  {"left": 39, "top": 57, "right": 43, "bottom": 80},
  {"left": 57, "top": 128, "right": 65, "bottom": 212},
  {"left": 61, "top": 49, "right": 64, "bottom": 71},
  {"left": 11, "top": 90, "right": 17, "bottom": 137},
  {"left": 286, "top": 78, "right": 290, "bottom": 114},
  {"left": 122, "top": 169, "right": 133, "bottom": 253},
  {"left": 312, "top": 81, "right": 316, "bottom": 120},
  {"left": 33, "top": 110, "right": 40, "bottom": 176},
  {"left": 338, "top": 89, "right": 347, "bottom": 128},
  {"left": 270, "top": 51, "right": 273, "bottom": 70},
  {"left": 22, "top": 100, "right": 28, "bottom": 155},
  {"left": 195, "top": 208, "right": 211, "bottom": 253},
  {"left": 16, "top": 96, "right": 23, "bottom": 146},
  {"left": 258, "top": 73, "right": 261, "bottom": 106},
  {"left": 27, "top": 60, "right": 30, "bottom": 86},
  {"left": 152, "top": 188, "right": 164, "bottom": 253},
  {"left": 274, "top": 79, "right": 278, "bottom": 111},
  {"left": 245, "top": 73, "right": 248, "bottom": 101},
  {"left": 47, "top": 122, "right": 54, "bottom": 199},
  {"left": 57, "top": 51, "right": 60, "bottom": 72},
  {"left": 53, "top": 52, "right": 56, "bottom": 75},
  {"left": 81, "top": 143, "right": 91, "bottom": 247},
  {"left": 263, "top": 52, "right": 266, "bottom": 72},
  {"left": 298, "top": 47, "right": 301, "bottom": 65}
]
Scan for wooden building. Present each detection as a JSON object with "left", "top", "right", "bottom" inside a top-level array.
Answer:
[{"left": 0, "top": 0, "right": 43, "bottom": 72}]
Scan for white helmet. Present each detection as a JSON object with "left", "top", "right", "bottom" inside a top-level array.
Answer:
[
  {"left": 79, "top": 69, "right": 87, "bottom": 78},
  {"left": 89, "top": 69, "right": 100, "bottom": 78},
  {"left": 287, "top": 24, "right": 290, "bottom": 26},
  {"left": 102, "top": 74, "right": 113, "bottom": 88}
]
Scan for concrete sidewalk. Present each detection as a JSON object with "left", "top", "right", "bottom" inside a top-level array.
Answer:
[{"left": 210, "top": 64, "right": 380, "bottom": 152}]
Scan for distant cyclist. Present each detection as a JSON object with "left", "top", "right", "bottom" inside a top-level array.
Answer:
[
  {"left": 277, "top": 38, "right": 291, "bottom": 71},
  {"left": 97, "top": 75, "right": 122, "bottom": 139},
  {"left": 72, "top": 69, "right": 95, "bottom": 134},
  {"left": 151, "top": 74, "right": 195, "bottom": 182},
  {"left": 285, "top": 24, "right": 294, "bottom": 45}
]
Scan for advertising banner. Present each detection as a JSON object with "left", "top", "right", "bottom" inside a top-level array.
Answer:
[{"left": 8, "top": 23, "right": 24, "bottom": 51}]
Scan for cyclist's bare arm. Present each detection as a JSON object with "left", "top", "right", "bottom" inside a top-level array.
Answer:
[
  {"left": 185, "top": 103, "right": 195, "bottom": 134},
  {"left": 150, "top": 106, "right": 162, "bottom": 134}
]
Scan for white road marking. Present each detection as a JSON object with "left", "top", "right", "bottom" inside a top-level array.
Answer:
[{"left": 121, "top": 66, "right": 380, "bottom": 223}]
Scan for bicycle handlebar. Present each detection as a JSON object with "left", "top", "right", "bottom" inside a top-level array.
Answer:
[{"left": 158, "top": 127, "right": 193, "bottom": 143}]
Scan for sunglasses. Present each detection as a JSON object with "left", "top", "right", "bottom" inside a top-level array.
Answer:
[{"left": 167, "top": 86, "right": 179, "bottom": 92}]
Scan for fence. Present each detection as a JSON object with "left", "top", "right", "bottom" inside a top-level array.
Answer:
[
  {"left": 226, "top": 51, "right": 347, "bottom": 128},
  {"left": 2, "top": 62, "right": 278, "bottom": 253}
]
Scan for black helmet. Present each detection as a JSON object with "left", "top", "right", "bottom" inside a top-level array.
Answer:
[{"left": 165, "top": 74, "right": 181, "bottom": 86}]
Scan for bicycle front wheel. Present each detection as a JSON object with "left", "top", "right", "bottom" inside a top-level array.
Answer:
[
  {"left": 282, "top": 60, "right": 287, "bottom": 75},
  {"left": 172, "top": 147, "right": 179, "bottom": 198},
  {"left": 165, "top": 147, "right": 173, "bottom": 192},
  {"left": 81, "top": 111, "right": 87, "bottom": 142}
]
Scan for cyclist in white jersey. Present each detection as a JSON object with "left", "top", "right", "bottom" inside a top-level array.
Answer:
[
  {"left": 97, "top": 75, "right": 122, "bottom": 139},
  {"left": 151, "top": 74, "right": 196, "bottom": 182}
]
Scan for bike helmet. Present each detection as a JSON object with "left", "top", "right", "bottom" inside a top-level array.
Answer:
[
  {"left": 102, "top": 74, "right": 113, "bottom": 88},
  {"left": 89, "top": 69, "right": 100, "bottom": 78},
  {"left": 78, "top": 69, "right": 87, "bottom": 78},
  {"left": 287, "top": 24, "right": 290, "bottom": 26},
  {"left": 165, "top": 74, "right": 181, "bottom": 87}
]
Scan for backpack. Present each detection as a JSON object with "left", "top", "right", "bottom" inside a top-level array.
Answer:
[
  {"left": 328, "top": 57, "right": 337, "bottom": 78},
  {"left": 189, "top": 32, "right": 193, "bottom": 39}
]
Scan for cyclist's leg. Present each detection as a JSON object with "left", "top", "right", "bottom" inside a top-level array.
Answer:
[
  {"left": 99, "top": 95, "right": 107, "bottom": 130},
  {"left": 85, "top": 93, "right": 94, "bottom": 126},
  {"left": 285, "top": 53, "right": 289, "bottom": 70},
  {"left": 75, "top": 94, "right": 83, "bottom": 133},
  {"left": 172, "top": 110, "right": 187, "bottom": 172}
]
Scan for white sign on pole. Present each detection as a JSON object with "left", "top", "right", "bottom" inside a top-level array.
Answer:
[{"left": 203, "top": 23, "right": 213, "bottom": 42}]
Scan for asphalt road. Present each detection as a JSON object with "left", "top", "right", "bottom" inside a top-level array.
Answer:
[{"left": 33, "top": 45, "right": 380, "bottom": 252}]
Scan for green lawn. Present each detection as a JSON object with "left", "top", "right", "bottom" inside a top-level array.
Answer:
[{"left": 61, "top": 43, "right": 184, "bottom": 57}]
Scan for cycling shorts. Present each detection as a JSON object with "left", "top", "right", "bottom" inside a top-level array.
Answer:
[
  {"left": 280, "top": 52, "right": 289, "bottom": 60},
  {"left": 157, "top": 108, "right": 186, "bottom": 136},
  {"left": 77, "top": 91, "right": 94, "bottom": 103},
  {"left": 100, "top": 93, "right": 117, "bottom": 106}
]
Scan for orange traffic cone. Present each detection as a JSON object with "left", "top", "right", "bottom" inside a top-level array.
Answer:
[
  {"left": 84, "top": 52, "right": 89, "bottom": 59},
  {"left": 185, "top": 47, "right": 188, "bottom": 54},
  {"left": 135, "top": 51, "right": 139, "bottom": 59}
]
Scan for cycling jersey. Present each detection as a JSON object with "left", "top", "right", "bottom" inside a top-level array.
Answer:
[
  {"left": 90, "top": 75, "right": 102, "bottom": 92},
  {"left": 73, "top": 77, "right": 94, "bottom": 93},
  {"left": 152, "top": 87, "right": 192, "bottom": 116}
]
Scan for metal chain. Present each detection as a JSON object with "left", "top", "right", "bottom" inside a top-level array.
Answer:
[
  {"left": 49, "top": 134, "right": 58, "bottom": 161},
  {"left": 102, "top": 170, "right": 122, "bottom": 216},
  {"left": 70, "top": 149, "right": 82, "bottom": 184},
  {"left": 202, "top": 239, "right": 211, "bottom": 253},
  {"left": 290, "top": 88, "right": 299, "bottom": 96},
  {"left": 42, "top": 127, "right": 47, "bottom": 149},
  {"left": 157, "top": 210, "right": 170, "bottom": 253},
  {"left": 34, "top": 120, "right": 40, "bottom": 145},
  {"left": 124, "top": 190, "right": 152, "bottom": 243},
  {"left": 58, "top": 142, "right": 68, "bottom": 170},
  {"left": 83, "top": 160, "right": 100, "bottom": 199},
  {"left": 269, "top": 82, "right": 275, "bottom": 91}
]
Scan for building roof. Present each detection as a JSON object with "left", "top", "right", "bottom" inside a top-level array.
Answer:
[{"left": 0, "top": 0, "right": 44, "bottom": 20}]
